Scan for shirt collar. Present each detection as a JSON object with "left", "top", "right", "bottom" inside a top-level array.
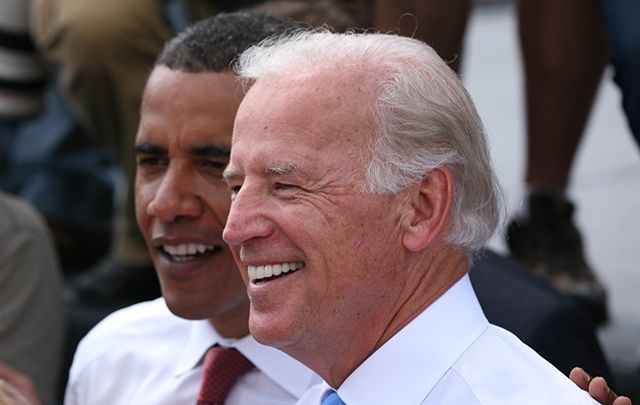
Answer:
[
  {"left": 175, "top": 319, "right": 317, "bottom": 398},
  {"left": 174, "top": 319, "right": 222, "bottom": 376},
  {"left": 337, "top": 274, "right": 489, "bottom": 405}
]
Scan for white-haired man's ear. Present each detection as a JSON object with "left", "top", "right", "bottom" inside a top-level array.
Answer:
[{"left": 401, "top": 166, "right": 453, "bottom": 252}]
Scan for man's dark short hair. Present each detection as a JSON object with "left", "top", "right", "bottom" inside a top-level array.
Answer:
[{"left": 156, "top": 11, "right": 299, "bottom": 72}]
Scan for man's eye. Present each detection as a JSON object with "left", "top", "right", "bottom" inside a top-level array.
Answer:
[
  {"left": 202, "top": 160, "right": 227, "bottom": 170},
  {"left": 275, "top": 183, "right": 295, "bottom": 191},
  {"left": 137, "top": 156, "right": 164, "bottom": 166}
]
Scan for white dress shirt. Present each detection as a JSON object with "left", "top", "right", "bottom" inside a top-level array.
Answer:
[
  {"left": 296, "top": 274, "right": 599, "bottom": 405},
  {"left": 65, "top": 298, "right": 319, "bottom": 405}
]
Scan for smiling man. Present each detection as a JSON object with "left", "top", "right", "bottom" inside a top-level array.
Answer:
[
  {"left": 221, "top": 31, "right": 611, "bottom": 404},
  {"left": 134, "top": 59, "right": 247, "bottom": 335}
]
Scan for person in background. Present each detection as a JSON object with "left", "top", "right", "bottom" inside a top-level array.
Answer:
[
  {"left": 0, "top": 193, "right": 65, "bottom": 405},
  {"left": 1, "top": 0, "right": 116, "bottom": 278},
  {"left": 362, "top": 0, "right": 617, "bottom": 324}
]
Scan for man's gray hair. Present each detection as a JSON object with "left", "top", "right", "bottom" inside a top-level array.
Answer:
[{"left": 236, "top": 30, "right": 504, "bottom": 253}]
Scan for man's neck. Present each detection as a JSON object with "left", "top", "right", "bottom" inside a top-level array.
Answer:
[{"left": 208, "top": 306, "right": 251, "bottom": 339}]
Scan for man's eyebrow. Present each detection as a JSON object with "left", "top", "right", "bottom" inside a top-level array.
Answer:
[
  {"left": 135, "top": 142, "right": 165, "bottom": 155},
  {"left": 186, "top": 144, "right": 230, "bottom": 157},
  {"left": 134, "top": 142, "right": 230, "bottom": 157},
  {"left": 223, "top": 162, "right": 312, "bottom": 184},
  {"left": 265, "top": 162, "right": 311, "bottom": 180}
]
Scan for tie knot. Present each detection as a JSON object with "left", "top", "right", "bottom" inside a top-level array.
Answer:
[
  {"left": 321, "top": 390, "right": 346, "bottom": 405},
  {"left": 196, "top": 346, "right": 254, "bottom": 405}
]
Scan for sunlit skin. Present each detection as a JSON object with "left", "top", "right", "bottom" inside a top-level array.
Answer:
[
  {"left": 135, "top": 67, "right": 249, "bottom": 338},
  {"left": 222, "top": 66, "right": 469, "bottom": 386}
]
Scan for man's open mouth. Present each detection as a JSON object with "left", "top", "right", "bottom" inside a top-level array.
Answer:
[
  {"left": 158, "top": 243, "right": 220, "bottom": 262},
  {"left": 248, "top": 262, "right": 305, "bottom": 283}
]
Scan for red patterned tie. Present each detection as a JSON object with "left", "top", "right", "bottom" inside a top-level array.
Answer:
[{"left": 196, "top": 346, "right": 254, "bottom": 405}]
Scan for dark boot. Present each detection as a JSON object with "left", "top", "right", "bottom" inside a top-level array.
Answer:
[{"left": 506, "top": 192, "right": 607, "bottom": 324}]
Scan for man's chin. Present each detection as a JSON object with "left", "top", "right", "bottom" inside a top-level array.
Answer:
[
  {"left": 249, "top": 316, "right": 296, "bottom": 350},
  {"left": 162, "top": 292, "right": 213, "bottom": 320}
]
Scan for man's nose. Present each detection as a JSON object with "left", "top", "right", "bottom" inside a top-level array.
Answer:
[
  {"left": 146, "top": 166, "right": 202, "bottom": 222},
  {"left": 222, "top": 185, "right": 274, "bottom": 246}
]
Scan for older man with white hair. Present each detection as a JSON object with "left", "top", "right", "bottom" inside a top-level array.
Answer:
[{"left": 222, "top": 30, "right": 614, "bottom": 404}]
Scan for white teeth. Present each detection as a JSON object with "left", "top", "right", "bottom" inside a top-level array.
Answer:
[
  {"left": 248, "top": 262, "right": 304, "bottom": 281},
  {"left": 162, "top": 243, "right": 215, "bottom": 259}
]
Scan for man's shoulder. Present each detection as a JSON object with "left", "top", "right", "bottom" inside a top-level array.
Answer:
[
  {"left": 85, "top": 298, "right": 185, "bottom": 338},
  {"left": 70, "top": 298, "right": 190, "bottom": 373},
  {"left": 444, "top": 325, "right": 599, "bottom": 404}
]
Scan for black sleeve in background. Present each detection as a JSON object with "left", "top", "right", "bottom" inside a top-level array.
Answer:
[{"left": 470, "top": 249, "right": 612, "bottom": 384}]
